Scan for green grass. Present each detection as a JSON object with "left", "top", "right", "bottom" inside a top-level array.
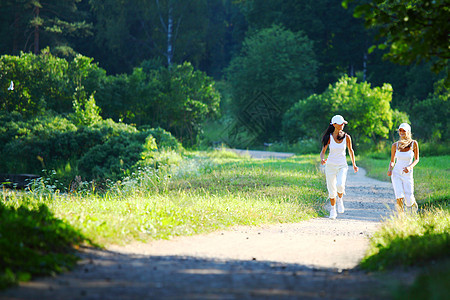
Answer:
[
  {"left": 0, "top": 198, "right": 87, "bottom": 289},
  {"left": 359, "top": 155, "right": 449, "bottom": 207},
  {"left": 47, "top": 154, "right": 327, "bottom": 245},
  {"left": 360, "top": 208, "right": 450, "bottom": 271},
  {"left": 1, "top": 153, "right": 327, "bottom": 288}
]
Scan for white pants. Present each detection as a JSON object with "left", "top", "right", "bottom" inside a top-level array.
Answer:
[
  {"left": 391, "top": 170, "right": 415, "bottom": 206},
  {"left": 325, "top": 163, "right": 348, "bottom": 199}
]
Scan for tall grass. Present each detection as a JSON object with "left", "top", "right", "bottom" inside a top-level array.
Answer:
[
  {"left": 361, "top": 208, "right": 450, "bottom": 270},
  {"left": 2, "top": 154, "right": 327, "bottom": 247}
]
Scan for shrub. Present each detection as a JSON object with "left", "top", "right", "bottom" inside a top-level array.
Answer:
[
  {"left": 77, "top": 132, "right": 146, "bottom": 181},
  {"left": 410, "top": 87, "right": 449, "bottom": 142},
  {"left": 1, "top": 114, "right": 78, "bottom": 173},
  {"left": 139, "top": 126, "right": 183, "bottom": 152},
  {"left": 0, "top": 50, "right": 104, "bottom": 116}
]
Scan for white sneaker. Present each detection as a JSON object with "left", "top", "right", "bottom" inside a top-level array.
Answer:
[
  {"left": 337, "top": 197, "right": 345, "bottom": 213},
  {"left": 329, "top": 206, "right": 337, "bottom": 219}
]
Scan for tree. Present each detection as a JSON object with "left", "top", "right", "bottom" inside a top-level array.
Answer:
[
  {"left": 343, "top": 0, "right": 450, "bottom": 84},
  {"left": 236, "top": 0, "right": 371, "bottom": 92},
  {"left": 410, "top": 81, "right": 449, "bottom": 142},
  {"left": 283, "top": 75, "right": 395, "bottom": 145},
  {"left": 0, "top": 0, "right": 92, "bottom": 56},
  {"left": 150, "top": 62, "right": 221, "bottom": 145},
  {"left": 89, "top": 0, "right": 210, "bottom": 73},
  {"left": 227, "top": 25, "right": 318, "bottom": 142}
]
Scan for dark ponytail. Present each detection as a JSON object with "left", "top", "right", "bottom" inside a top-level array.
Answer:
[
  {"left": 321, "top": 124, "right": 346, "bottom": 146},
  {"left": 321, "top": 124, "right": 334, "bottom": 146}
]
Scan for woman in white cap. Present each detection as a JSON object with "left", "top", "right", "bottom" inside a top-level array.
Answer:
[
  {"left": 320, "top": 115, "right": 359, "bottom": 219},
  {"left": 387, "top": 123, "right": 419, "bottom": 213}
]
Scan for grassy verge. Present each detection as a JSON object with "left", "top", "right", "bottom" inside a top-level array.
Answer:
[
  {"left": 1, "top": 152, "right": 327, "bottom": 288},
  {"left": 47, "top": 153, "right": 327, "bottom": 245},
  {"left": 0, "top": 199, "right": 87, "bottom": 289},
  {"left": 360, "top": 208, "right": 450, "bottom": 270},
  {"left": 360, "top": 154, "right": 450, "bottom": 299}
]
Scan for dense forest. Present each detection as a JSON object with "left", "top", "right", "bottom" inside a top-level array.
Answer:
[{"left": 0, "top": 0, "right": 448, "bottom": 181}]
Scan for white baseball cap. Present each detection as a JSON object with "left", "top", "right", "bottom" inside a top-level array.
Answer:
[
  {"left": 330, "top": 115, "right": 348, "bottom": 125},
  {"left": 398, "top": 123, "right": 411, "bottom": 132}
]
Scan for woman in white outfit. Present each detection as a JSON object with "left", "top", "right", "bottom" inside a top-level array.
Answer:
[
  {"left": 320, "top": 115, "right": 359, "bottom": 219},
  {"left": 387, "top": 123, "right": 419, "bottom": 213}
]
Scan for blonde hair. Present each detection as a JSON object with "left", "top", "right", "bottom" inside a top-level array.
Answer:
[{"left": 397, "top": 130, "right": 413, "bottom": 150}]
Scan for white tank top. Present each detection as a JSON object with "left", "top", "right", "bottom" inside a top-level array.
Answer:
[
  {"left": 327, "top": 134, "right": 347, "bottom": 166},
  {"left": 393, "top": 142, "right": 414, "bottom": 174}
]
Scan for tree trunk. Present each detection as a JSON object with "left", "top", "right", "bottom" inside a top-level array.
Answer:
[
  {"left": 363, "top": 52, "right": 367, "bottom": 81},
  {"left": 13, "top": 5, "right": 20, "bottom": 54},
  {"left": 34, "top": 6, "right": 40, "bottom": 54},
  {"left": 167, "top": 5, "right": 173, "bottom": 66}
]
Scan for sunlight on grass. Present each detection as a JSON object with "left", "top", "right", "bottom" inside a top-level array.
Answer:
[
  {"left": 361, "top": 208, "right": 450, "bottom": 271},
  {"left": 2, "top": 154, "right": 327, "bottom": 246}
]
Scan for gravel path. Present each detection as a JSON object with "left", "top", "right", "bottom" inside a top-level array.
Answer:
[{"left": 1, "top": 151, "right": 417, "bottom": 299}]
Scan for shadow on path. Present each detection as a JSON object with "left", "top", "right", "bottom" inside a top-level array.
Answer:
[{"left": 1, "top": 246, "right": 412, "bottom": 300}]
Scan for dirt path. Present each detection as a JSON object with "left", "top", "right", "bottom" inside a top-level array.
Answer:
[{"left": 2, "top": 152, "right": 416, "bottom": 299}]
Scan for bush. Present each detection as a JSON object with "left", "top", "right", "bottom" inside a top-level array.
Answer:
[
  {"left": 1, "top": 114, "right": 78, "bottom": 173},
  {"left": 0, "top": 49, "right": 104, "bottom": 116},
  {"left": 410, "top": 86, "right": 449, "bottom": 142},
  {"left": 0, "top": 115, "right": 137, "bottom": 174},
  {"left": 0, "top": 112, "right": 183, "bottom": 184},
  {"left": 77, "top": 133, "right": 145, "bottom": 181},
  {"left": 139, "top": 126, "right": 183, "bottom": 152},
  {"left": 97, "top": 62, "right": 221, "bottom": 146}
]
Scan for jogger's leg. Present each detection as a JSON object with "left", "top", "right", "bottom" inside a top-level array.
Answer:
[
  {"left": 325, "top": 164, "right": 338, "bottom": 200},
  {"left": 336, "top": 166, "right": 348, "bottom": 196},
  {"left": 396, "top": 198, "right": 404, "bottom": 213}
]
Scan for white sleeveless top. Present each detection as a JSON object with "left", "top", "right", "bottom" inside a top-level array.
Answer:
[
  {"left": 327, "top": 134, "right": 347, "bottom": 166},
  {"left": 393, "top": 142, "right": 414, "bottom": 174}
]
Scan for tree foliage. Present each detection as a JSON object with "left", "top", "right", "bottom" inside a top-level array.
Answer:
[
  {"left": 96, "top": 61, "right": 221, "bottom": 145},
  {"left": 0, "top": 49, "right": 104, "bottom": 116},
  {"left": 1, "top": 51, "right": 219, "bottom": 146},
  {"left": 227, "top": 25, "right": 318, "bottom": 141},
  {"left": 0, "top": 0, "right": 92, "bottom": 56},
  {"left": 238, "top": 0, "right": 370, "bottom": 91},
  {"left": 283, "top": 75, "right": 394, "bottom": 145},
  {"left": 410, "top": 81, "right": 449, "bottom": 142},
  {"left": 343, "top": 0, "right": 450, "bottom": 84}
]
